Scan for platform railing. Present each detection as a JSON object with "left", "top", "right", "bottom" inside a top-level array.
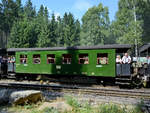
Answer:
[{"left": 116, "top": 64, "right": 131, "bottom": 76}]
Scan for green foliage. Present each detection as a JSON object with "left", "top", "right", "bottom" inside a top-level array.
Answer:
[
  {"left": 136, "top": 0, "right": 150, "bottom": 43},
  {"left": 43, "top": 107, "right": 59, "bottom": 113},
  {"left": 116, "top": 21, "right": 143, "bottom": 45},
  {"left": 1, "top": 0, "right": 150, "bottom": 48},
  {"left": 23, "top": 0, "right": 36, "bottom": 19},
  {"left": 24, "top": 104, "right": 34, "bottom": 109},
  {"left": 0, "top": 0, "right": 20, "bottom": 48},
  {"left": 81, "top": 3, "right": 110, "bottom": 46},
  {"left": 49, "top": 13, "right": 57, "bottom": 47},
  {"left": 113, "top": 0, "right": 150, "bottom": 45},
  {"left": 1, "top": 97, "right": 144, "bottom": 113},
  {"left": 8, "top": 18, "right": 38, "bottom": 48},
  {"left": 36, "top": 24, "right": 51, "bottom": 47},
  {"left": 65, "top": 95, "right": 81, "bottom": 109},
  {"left": 62, "top": 13, "right": 80, "bottom": 46},
  {"left": 64, "top": 96, "right": 144, "bottom": 113},
  {"left": 36, "top": 5, "right": 50, "bottom": 47},
  {"left": 97, "top": 103, "right": 125, "bottom": 113}
]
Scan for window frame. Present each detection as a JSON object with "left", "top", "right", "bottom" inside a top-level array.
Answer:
[
  {"left": 62, "top": 54, "right": 72, "bottom": 64},
  {"left": 78, "top": 54, "right": 89, "bottom": 64},
  {"left": 47, "top": 54, "right": 55, "bottom": 64},
  {"left": 97, "top": 53, "right": 108, "bottom": 65},
  {"left": 20, "top": 54, "right": 28, "bottom": 64},
  {"left": 33, "top": 54, "right": 41, "bottom": 64}
]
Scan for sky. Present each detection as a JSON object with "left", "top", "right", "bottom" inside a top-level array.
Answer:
[
  {"left": 21, "top": 0, "right": 119, "bottom": 21},
  {"left": 1, "top": 0, "right": 119, "bottom": 21}
]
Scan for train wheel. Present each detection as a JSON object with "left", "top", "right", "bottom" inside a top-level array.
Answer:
[{"left": 132, "top": 75, "right": 143, "bottom": 88}]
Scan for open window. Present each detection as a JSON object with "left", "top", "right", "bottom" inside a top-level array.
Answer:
[
  {"left": 20, "top": 55, "right": 27, "bottom": 64},
  {"left": 62, "top": 54, "right": 71, "bottom": 64},
  {"left": 33, "top": 54, "right": 40, "bottom": 64},
  {"left": 47, "top": 54, "right": 55, "bottom": 64},
  {"left": 97, "top": 53, "right": 108, "bottom": 64},
  {"left": 79, "top": 54, "right": 89, "bottom": 64}
]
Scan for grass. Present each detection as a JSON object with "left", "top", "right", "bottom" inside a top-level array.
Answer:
[
  {"left": 1, "top": 96, "right": 145, "bottom": 113},
  {"left": 64, "top": 95, "right": 144, "bottom": 113},
  {"left": 43, "top": 107, "right": 60, "bottom": 113}
]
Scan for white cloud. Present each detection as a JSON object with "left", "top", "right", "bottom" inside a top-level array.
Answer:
[{"left": 73, "top": 0, "right": 92, "bottom": 11}]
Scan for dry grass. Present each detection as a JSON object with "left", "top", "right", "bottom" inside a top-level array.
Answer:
[{"left": 0, "top": 96, "right": 145, "bottom": 113}]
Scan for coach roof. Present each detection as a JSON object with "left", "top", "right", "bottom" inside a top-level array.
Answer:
[
  {"left": 139, "top": 43, "right": 150, "bottom": 53},
  {"left": 7, "top": 44, "right": 131, "bottom": 52}
]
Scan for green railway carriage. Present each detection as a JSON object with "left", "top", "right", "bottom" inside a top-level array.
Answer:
[{"left": 7, "top": 44, "right": 131, "bottom": 78}]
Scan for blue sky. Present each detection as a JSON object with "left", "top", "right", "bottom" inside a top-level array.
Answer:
[
  {"left": 21, "top": 0, "right": 119, "bottom": 21},
  {"left": 1, "top": 0, "right": 119, "bottom": 21}
]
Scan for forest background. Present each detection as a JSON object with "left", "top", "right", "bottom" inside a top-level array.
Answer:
[{"left": 0, "top": 0, "right": 150, "bottom": 48}]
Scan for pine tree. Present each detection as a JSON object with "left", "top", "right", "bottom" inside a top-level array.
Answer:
[
  {"left": 74, "top": 19, "right": 80, "bottom": 46},
  {"left": 0, "top": 0, "right": 19, "bottom": 48},
  {"left": 56, "top": 16, "right": 64, "bottom": 46},
  {"left": 37, "top": 24, "right": 50, "bottom": 47},
  {"left": 24, "top": 0, "right": 36, "bottom": 19},
  {"left": 44, "top": 7, "right": 49, "bottom": 22},
  {"left": 36, "top": 5, "right": 50, "bottom": 47},
  {"left": 62, "top": 12, "right": 77, "bottom": 46},
  {"left": 15, "top": 0, "right": 23, "bottom": 18},
  {"left": 49, "top": 13, "right": 57, "bottom": 46},
  {"left": 9, "top": 18, "right": 38, "bottom": 48}
]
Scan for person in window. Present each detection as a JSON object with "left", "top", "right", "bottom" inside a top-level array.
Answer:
[
  {"left": 34, "top": 58, "right": 40, "bottom": 64},
  {"left": 116, "top": 55, "right": 122, "bottom": 64},
  {"left": 84, "top": 57, "right": 89, "bottom": 64},
  {"left": 21, "top": 59, "right": 25, "bottom": 64},
  {"left": 122, "top": 53, "right": 131, "bottom": 64}
]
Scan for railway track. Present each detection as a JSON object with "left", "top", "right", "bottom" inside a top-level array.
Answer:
[{"left": 0, "top": 81, "right": 150, "bottom": 100}]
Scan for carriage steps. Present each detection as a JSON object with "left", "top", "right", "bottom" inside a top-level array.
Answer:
[{"left": 115, "top": 76, "right": 132, "bottom": 85}]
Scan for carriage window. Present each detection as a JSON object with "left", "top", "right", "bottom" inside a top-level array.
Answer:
[
  {"left": 47, "top": 54, "right": 55, "bottom": 64},
  {"left": 20, "top": 55, "right": 27, "bottom": 64},
  {"left": 33, "top": 54, "right": 41, "bottom": 64},
  {"left": 97, "top": 53, "right": 108, "bottom": 64},
  {"left": 62, "top": 54, "right": 71, "bottom": 64},
  {"left": 79, "top": 54, "right": 89, "bottom": 64}
]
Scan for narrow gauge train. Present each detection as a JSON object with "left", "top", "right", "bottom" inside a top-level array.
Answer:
[{"left": 0, "top": 44, "right": 150, "bottom": 87}]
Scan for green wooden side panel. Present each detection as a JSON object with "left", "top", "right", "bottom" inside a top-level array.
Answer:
[{"left": 15, "top": 49, "right": 116, "bottom": 77}]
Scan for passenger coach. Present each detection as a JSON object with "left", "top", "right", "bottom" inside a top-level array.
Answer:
[{"left": 7, "top": 44, "right": 131, "bottom": 79}]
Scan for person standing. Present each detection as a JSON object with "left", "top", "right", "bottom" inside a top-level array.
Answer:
[
  {"left": 116, "top": 55, "right": 122, "bottom": 75},
  {"left": 121, "top": 53, "right": 131, "bottom": 75},
  {"left": 116, "top": 55, "right": 122, "bottom": 64},
  {"left": 122, "top": 53, "right": 131, "bottom": 64}
]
